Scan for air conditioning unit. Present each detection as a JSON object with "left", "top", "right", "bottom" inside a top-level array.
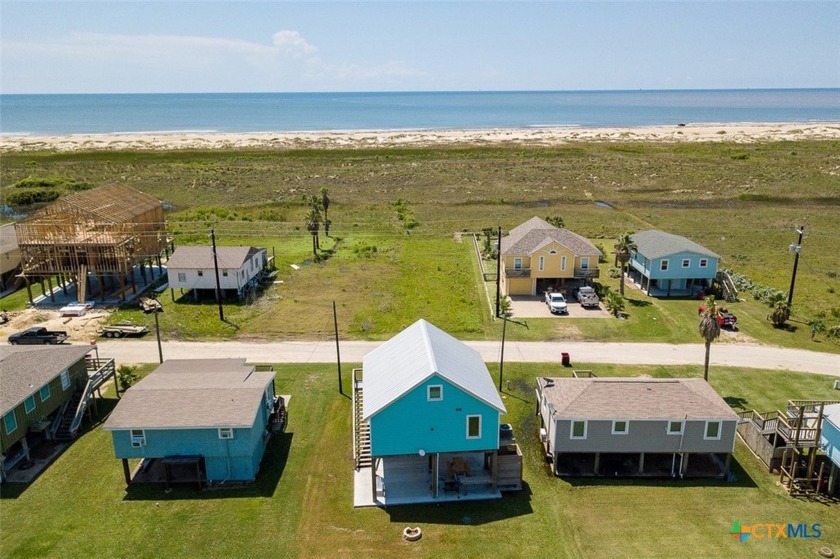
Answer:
[
  {"left": 833, "top": 379, "right": 840, "bottom": 390},
  {"left": 539, "top": 428, "right": 548, "bottom": 443},
  {"left": 131, "top": 437, "right": 145, "bottom": 448},
  {"left": 219, "top": 428, "right": 234, "bottom": 440}
]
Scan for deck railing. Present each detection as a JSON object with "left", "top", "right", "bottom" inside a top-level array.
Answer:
[
  {"left": 505, "top": 268, "right": 531, "bottom": 278},
  {"left": 574, "top": 267, "right": 600, "bottom": 279},
  {"left": 70, "top": 357, "right": 116, "bottom": 436}
]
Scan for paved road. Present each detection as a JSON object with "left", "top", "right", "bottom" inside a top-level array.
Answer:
[{"left": 91, "top": 339, "right": 839, "bottom": 377}]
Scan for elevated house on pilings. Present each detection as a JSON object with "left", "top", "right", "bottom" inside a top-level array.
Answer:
[{"left": 14, "top": 184, "right": 169, "bottom": 304}]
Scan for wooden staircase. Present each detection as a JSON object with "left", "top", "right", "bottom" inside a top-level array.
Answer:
[
  {"left": 54, "top": 392, "right": 83, "bottom": 441},
  {"left": 270, "top": 396, "right": 288, "bottom": 433},
  {"left": 352, "top": 369, "right": 371, "bottom": 471},
  {"left": 716, "top": 270, "right": 739, "bottom": 303}
]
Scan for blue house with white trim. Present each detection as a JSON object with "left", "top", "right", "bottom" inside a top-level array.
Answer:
[
  {"left": 629, "top": 230, "right": 719, "bottom": 297},
  {"left": 104, "top": 359, "right": 284, "bottom": 487},
  {"left": 353, "top": 319, "right": 520, "bottom": 506},
  {"left": 820, "top": 404, "right": 840, "bottom": 496}
]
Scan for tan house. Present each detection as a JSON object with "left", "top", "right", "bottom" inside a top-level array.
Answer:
[
  {"left": 0, "top": 223, "right": 21, "bottom": 291},
  {"left": 500, "top": 217, "right": 601, "bottom": 296}
]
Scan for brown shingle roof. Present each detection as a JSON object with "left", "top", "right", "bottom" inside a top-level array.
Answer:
[
  {"left": 166, "top": 246, "right": 261, "bottom": 270},
  {"left": 501, "top": 216, "right": 601, "bottom": 257},
  {"left": 0, "top": 345, "right": 92, "bottom": 414},
  {"left": 102, "top": 359, "right": 275, "bottom": 430},
  {"left": 537, "top": 377, "right": 738, "bottom": 420}
]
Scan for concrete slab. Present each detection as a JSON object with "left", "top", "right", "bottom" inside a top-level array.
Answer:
[{"left": 509, "top": 295, "right": 610, "bottom": 319}]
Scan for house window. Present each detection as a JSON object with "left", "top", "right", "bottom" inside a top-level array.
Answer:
[
  {"left": 427, "top": 385, "right": 443, "bottom": 401},
  {"left": 570, "top": 420, "right": 587, "bottom": 439},
  {"left": 538, "top": 256, "right": 545, "bottom": 271},
  {"left": 612, "top": 420, "right": 628, "bottom": 435},
  {"left": 699, "top": 259, "right": 708, "bottom": 268},
  {"left": 222, "top": 270, "right": 228, "bottom": 277},
  {"left": 561, "top": 256, "right": 567, "bottom": 271},
  {"left": 39, "top": 385, "right": 51, "bottom": 402},
  {"left": 466, "top": 415, "right": 482, "bottom": 439},
  {"left": 3, "top": 411, "right": 17, "bottom": 435},
  {"left": 580, "top": 257, "right": 589, "bottom": 270},
  {"left": 130, "top": 429, "right": 146, "bottom": 447},
  {"left": 549, "top": 250, "right": 557, "bottom": 255},
  {"left": 218, "top": 428, "right": 234, "bottom": 440},
  {"left": 197, "top": 270, "right": 204, "bottom": 277},
  {"left": 177, "top": 272, "right": 186, "bottom": 282},
  {"left": 704, "top": 421, "right": 722, "bottom": 440},
  {"left": 682, "top": 259, "right": 690, "bottom": 268},
  {"left": 660, "top": 259, "right": 669, "bottom": 272},
  {"left": 24, "top": 396, "right": 36, "bottom": 414},
  {"left": 60, "top": 370, "right": 71, "bottom": 390},
  {"left": 513, "top": 257, "right": 523, "bottom": 270},
  {"left": 667, "top": 420, "right": 684, "bottom": 435}
]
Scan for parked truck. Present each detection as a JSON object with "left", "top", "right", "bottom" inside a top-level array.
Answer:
[
  {"left": 8, "top": 327, "right": 68, "bottom": 345},
  {"left": 545, "top": 291, "right": 569, "bottom": 315},
  {"left": 575, "top": 286, "right": 601, "bottom": 308}
]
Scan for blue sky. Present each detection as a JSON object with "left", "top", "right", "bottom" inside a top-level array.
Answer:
[{"left": 1, "top": 1, "right": 837, "bottom": 94}]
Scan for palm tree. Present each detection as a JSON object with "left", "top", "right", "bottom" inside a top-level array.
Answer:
[
  {"left": 613, "top": 232, "right": 637, "bottom": 297},
  {"left": 320, "top": 187, "right": 331, "bottom": 237},
  {"left": 305, "top": 208, "right": 320, "bottom": 257},
  {"left": 769, "top": 297, "right": 791, "bottom": 327},
  {"left": 603, "top": 290, "right": 625, "bottom": 317},
  {"left": 698, "top": 296, "right": 721, "bottom": 381}
]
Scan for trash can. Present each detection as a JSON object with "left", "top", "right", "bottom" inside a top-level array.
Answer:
[{"left": 561, "top": 352, "right": 571, "bottom": 367}]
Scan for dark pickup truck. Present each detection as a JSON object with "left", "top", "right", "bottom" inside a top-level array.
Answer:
[{"left": 8, "top": 327, "right": 69, "bottom": 345}]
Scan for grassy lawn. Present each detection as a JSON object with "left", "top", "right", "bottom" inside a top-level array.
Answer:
[
  {"left": 2, "top": 363, "right": 838, "bottom": 558},
  {"left": 1, "top": 142, "right": 838, "bottom": 350}
]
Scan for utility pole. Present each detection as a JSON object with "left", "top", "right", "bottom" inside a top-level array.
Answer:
[
  {"left": 210, "top": 226, "right": 224, "bottom": 321},
  {"left": 334, "top": 300, "right": 343, "bottom": 395},
  {"left": 499, "top": 316, "right": 507, "bottom": 391},
  {"left": 495, "top": 226, "right": 502, "bottom": 318},
  {"left": 787, "top": 226, "right": 804, "bottom": 307}
]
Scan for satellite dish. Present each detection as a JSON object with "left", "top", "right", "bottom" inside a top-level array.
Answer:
[{"left": 418, "top": 449, "right": 426, "bottom": 457}]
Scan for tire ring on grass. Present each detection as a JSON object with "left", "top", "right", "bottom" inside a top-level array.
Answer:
[
  {"left": 403, "top": 527, "right": 422, "bottom": 542},
  {"left": 818, "top": 547, "right": 834, "bottom": 558}
]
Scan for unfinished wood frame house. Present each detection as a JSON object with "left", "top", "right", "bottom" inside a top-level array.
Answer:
[{"left": 14, "top": 184, "right": 169, "bottom": 303}]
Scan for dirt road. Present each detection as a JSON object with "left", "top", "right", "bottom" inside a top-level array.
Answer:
[{"left": 90, "top": 339, "right": 839, "bottom": 377}]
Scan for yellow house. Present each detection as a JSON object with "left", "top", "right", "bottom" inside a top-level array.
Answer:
[
  {"left": 500, "top": 217, "right": 601, "bottom": 296},
  {"left": 0, "top": 223, "right": 21, "bottom": 292}
]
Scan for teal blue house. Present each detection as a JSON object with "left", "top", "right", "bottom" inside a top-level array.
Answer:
[
  {"left": 629, "top": 230, "right": 719, "bottom": 297},
  {"left": 820, "top": 404, "right": 840, "bottom": 496},
  {"left": 104, "top": 359, "right": 281, "bottom": 487},
  {"left": 354, "top": 319, "right": 511, "bottom": 505}
]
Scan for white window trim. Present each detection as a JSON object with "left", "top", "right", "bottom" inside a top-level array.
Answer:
[
  {"left": 130, "top": 429, "right": 146, "bottom": 447},
  {"left": 549, "top": 249, "right": 557, "bottom": 255},
  {"left": 660, "top": 259, "right": 669, "bottom": 272},
  {"left": 39, "top": 385, "right": 51, "bottom": 402},
  {"left": 699, "top": 258, "right": 708, "bottom": 268},
  {"left": 561, "top": 255, "right": 567, "bottom": 271},
  {"left": 177, "top": 272, "right": 187, "bottom": 282},
  {"left": 570, "top": 420, "right": 588, "bottom": 439},
  {"left": 427, "top": 385, "right": 443, "bottom": 401},
  {"left": 681, "top": 259, "right": 690, "bottom": 268},
  {"left": 222, "top": 270, "right": 229, "bottom": 277},
  {"left": 60, "top": 369, "right": 71, "bottom": 390},
  {"left": 513, "top": 257, "right": 523, "bottom": 270},
  {"left": 538, "top": 256, "right": 545, "bottom": 271},
  {"left": 667, "top": 420, "right": 685, "bottom": 435},
  {"left": 611, "top": 420, "right": 629, "bottom": 435},
  {"left": 218, "top": 427, "right": 234, "bottom": 440},
  {"left": 704, "top": 420, "right": 722, "bottom": 440},
  {"left": 24, "top": 395, "right": 36, "bottom": 414},
  {"left": 197, "top": 270, "right": 204, "bottom": 277},
  {"left": 4, "top": 411, "right": 17, "bottom": 435},
  {"left": 580, "top": 257, "right": 589, "bottom": 270},
  {"left": 466, "top": 415, "right": 482, "bottom": 439}
]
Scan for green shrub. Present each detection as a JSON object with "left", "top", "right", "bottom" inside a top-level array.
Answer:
[{"left": 5, "top": 189, "right": 61, "bottom": 205}]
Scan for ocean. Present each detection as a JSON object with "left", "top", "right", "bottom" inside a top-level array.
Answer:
[{"left": 1, "top": 89, "right": 838, "bottom": 135}]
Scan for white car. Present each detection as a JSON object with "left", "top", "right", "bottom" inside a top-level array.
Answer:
[
  {"left": 59, "top": 302, "right": 94, "bottom": 317},
  {"left": 545, "top": 292, "right": 568, "bottom": 315}
]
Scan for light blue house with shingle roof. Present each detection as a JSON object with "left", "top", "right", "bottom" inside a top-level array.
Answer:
[
  {"left": 820, "top": 404, "right": 840, "bottom": 496},
  {"left": 629, "top": 230, "right": 719, "bottom": 297},
  {"left": 353, "top": 319, "right": 511, "bottom": 505}
]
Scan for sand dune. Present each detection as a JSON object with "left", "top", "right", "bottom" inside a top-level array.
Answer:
[{"left": 2, "top": 123, "right": 839, "bottom": 152}]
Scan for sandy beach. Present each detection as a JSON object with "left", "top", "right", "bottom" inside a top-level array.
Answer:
[{"left": 2, "top": 123, "right": 839, "bottom": 152}]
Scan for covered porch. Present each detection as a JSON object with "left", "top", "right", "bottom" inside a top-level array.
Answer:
[{"left": 353, "top": 452, "right": 503, "bottom": 507}]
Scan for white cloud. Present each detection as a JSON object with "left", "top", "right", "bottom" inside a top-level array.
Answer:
[{"left": 271, "top": 30, "right": 318, "bottom": 57}]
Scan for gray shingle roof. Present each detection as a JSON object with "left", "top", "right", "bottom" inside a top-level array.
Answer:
[
  {"left": 501, "top": 216, "right": 601, "bottom": 257},
  {"left": 102, "top": 359, "right": 275, "bottom": 430},
  {"left": 0, "top": 345, "right": 92, "bottom": 415},
  {"left": 362, "top": 319, "right": 506, "bottom": 420},
  {"left": 630, "top": 230, "right": 719, "bottom": 260},
  {"left": 537, "top": 377, "right": 738, "bottom": 420},
  {"left": 166, "top": 246, "right": 262, "bottom": 270}
]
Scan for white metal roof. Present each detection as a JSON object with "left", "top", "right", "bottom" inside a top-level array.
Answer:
[{"left": 362, "top": 319, "right": 506, "bottom": 420}]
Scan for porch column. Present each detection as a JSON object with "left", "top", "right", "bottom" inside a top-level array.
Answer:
[
  {"left": 491, "top": 450, "right": 498, "bottom": 491},
  {"left": 594, "top": 452, "right": 600, "bottom": 475},
  {"left": 21, "top": 436, "right": 31, "bottom": 462},
  {"left": 638, "top": 452, "right": 645, "bottom": 475},
  {"left": 122, "top": 458, "right": 132, "bottom": 485},
  {"left": 828, "top": 463, "right": 837, "bottom": 495},
  {"left": 681, "top": 453, "right": 690, "bottom": 476},
  {"left": 724, "top": 453, "right": 732, "bottom": 476},
  {"left": 370, "top": 457, "right": 377, "bottom": 503},
  {"left": 47, "top": 276, "right": 55, "bottom": 302},
  {"left": 432, "top": 453, "right": 439, "bottom": 498}
]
